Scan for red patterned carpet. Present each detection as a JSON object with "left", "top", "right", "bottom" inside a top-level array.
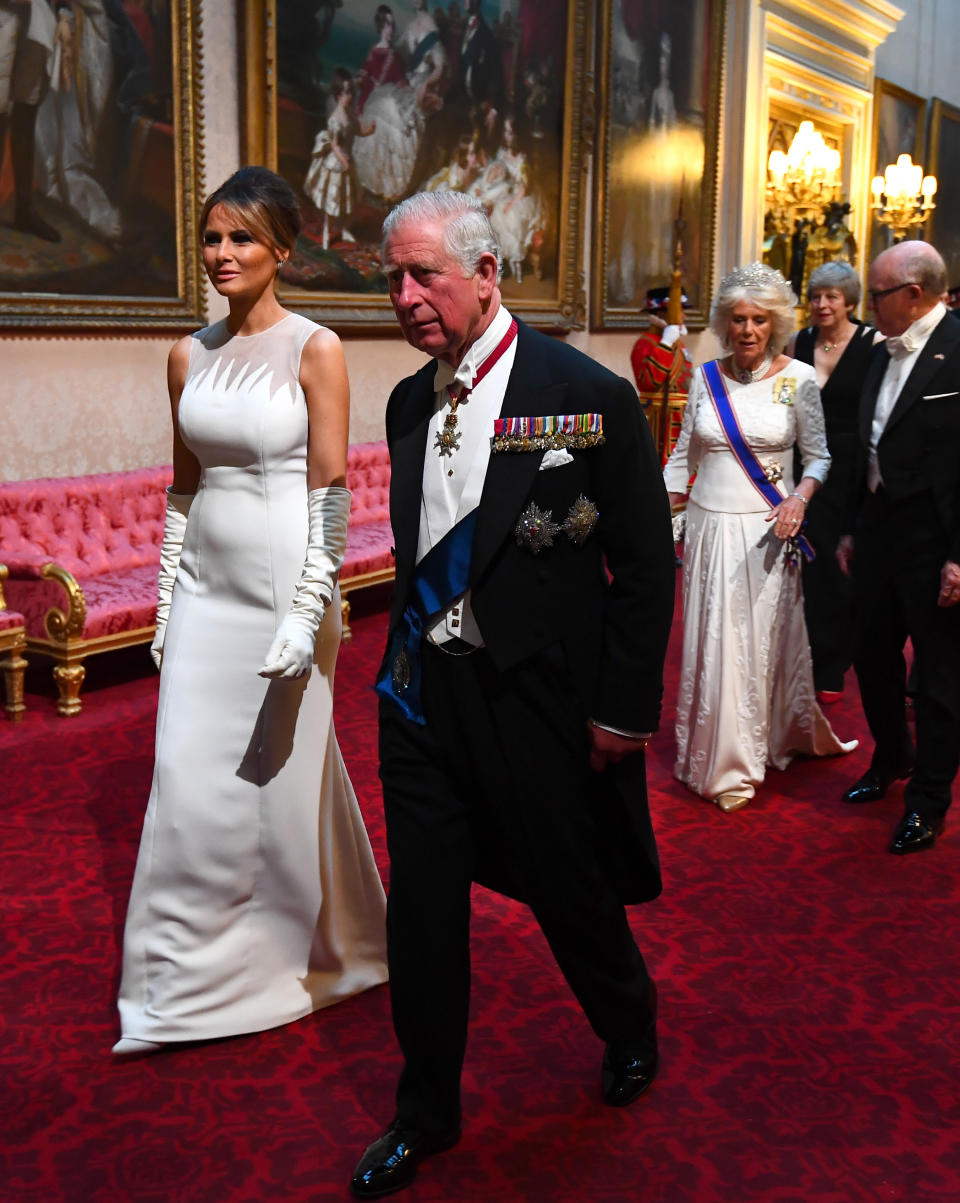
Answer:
[{"left": 2, "top": 588, "right": 959, "bottom": 1203}]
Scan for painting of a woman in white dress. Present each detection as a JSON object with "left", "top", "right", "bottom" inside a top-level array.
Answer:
[
  {"left": 469, "top": 113, "right": 545, "bottom": 284},
  {"left": 352, "top": 1, "right": 447, "bottom": 203}
]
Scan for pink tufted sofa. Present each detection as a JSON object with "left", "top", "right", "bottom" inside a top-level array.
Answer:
[
  {"left": 340, "top": 439, "right": 394, "bottom": 639},
  {"left": 0, "top": 466, "right": 173, "bottom": 715},
  {"left": 0, "top": 443, "right": 394, "bottom": 715}
]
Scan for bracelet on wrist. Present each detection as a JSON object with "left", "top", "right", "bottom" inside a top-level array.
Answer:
[{"left": 788, "top": 492, "right": 808, "bottom": 506}]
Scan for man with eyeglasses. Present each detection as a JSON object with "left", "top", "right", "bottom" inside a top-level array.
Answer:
[{"left": 836, "top": 240, "right": 960, "bottom": 853}]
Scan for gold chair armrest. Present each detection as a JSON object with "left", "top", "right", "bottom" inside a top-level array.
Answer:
[{"left": 41, "top": 564, "right": 88, "bottom": 641}]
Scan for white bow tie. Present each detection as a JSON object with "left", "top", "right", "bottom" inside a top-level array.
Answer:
[
  {"left": 886, "top": 332, "right": 919, "bottom": 360},
  {"left": 434, "top": 359, "right": 474, "bottom": 396}
]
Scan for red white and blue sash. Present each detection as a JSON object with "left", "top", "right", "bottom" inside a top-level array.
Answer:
[{"left": 700, "top": 360, "right": 814, "bottom": 562}]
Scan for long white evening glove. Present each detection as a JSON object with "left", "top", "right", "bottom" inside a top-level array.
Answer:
[
  {"left": 151, "top": 489, "right": 195, "bottom": 670},
  {"left": 258, "top": 485, "right": 351, "bottom": 680}
]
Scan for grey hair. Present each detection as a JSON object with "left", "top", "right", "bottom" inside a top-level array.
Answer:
[
  {"left": 895, "top": 239, "right": 947, "bottom": 297},
  {"left": 710, "top": 262, "right": 797, "bottom": 353},
  {"left": 381, "top": 191, "right": 503, "bottom": 282},
  {"left": 807, "top": 261, "right": 861, "bottom": 308}
]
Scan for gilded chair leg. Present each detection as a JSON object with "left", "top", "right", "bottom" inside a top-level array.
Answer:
[
  {"left": 340, "top": 595, "right": 353, "bottom": 642},
  {"left": 1, "top": 651, "right": 28, "bottom": 721},
  {"left": 53, "top": 663, "right": 86, "bottom": 717}
]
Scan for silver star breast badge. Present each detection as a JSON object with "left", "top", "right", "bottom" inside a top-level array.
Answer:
[
  {"left": 564, "top": 495, "right": 599, "bottom": 545},
  {"left": 514, "top": 501, "right": 560, "bottom": 555}
]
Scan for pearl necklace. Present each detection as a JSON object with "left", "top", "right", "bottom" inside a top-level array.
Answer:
[{"left": 732, "top": 352, "right": 773, "bottom": 384}]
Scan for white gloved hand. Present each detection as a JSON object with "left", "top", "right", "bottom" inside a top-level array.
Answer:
[
  {"left": 660, "top": 324, "right": 688, "bottom": 347},
  {"left": 258, "top": 485, "right": 351, "bottom": 680},
  {"left": 151, "top": 489, "right": 195, "bottom": 670}
]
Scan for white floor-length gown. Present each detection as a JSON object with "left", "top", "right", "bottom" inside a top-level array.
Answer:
[
  {"left": 663, "top": 359, "right": 856, "bottom": 801},
  {"left": 117, "top": 313, "right": 388, "bottom": 1044}
]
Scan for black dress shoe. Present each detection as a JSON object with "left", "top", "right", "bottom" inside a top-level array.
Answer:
[
  {"left": 842, "top": 765, "right": 912, "bottom": 804},
  {"left": 889, "top": 812, "right": 944, "bottom": 855},
  {"left": 602, "top": 981, "right": 658, "bottom": 1107},
  {"left": 350, "top": 1123, "right": 461, "bottom": 1198},
  {"left": 602, "top": 1043, "right": 658, "bottom": 1106}
]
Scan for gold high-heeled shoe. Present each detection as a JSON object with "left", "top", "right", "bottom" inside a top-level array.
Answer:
[{"left": 714, "top": 793, "right": 750, "bottom": 813}]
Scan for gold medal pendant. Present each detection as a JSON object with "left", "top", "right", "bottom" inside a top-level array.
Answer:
[
  {"left": 436, "top": 392, "right": 466, "bottom": 458},
  {"left": 434, "top": 410, "right": 462, "bottom": 457}
]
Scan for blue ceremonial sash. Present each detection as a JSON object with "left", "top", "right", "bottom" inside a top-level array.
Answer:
[
  {"left": 409, "top": 30, "right": 440, "bottom": 73},
  {"left": 700, "top": 360, "right": 815, "bottom": 562},
  {"left": 375, "top": 508, "right": 479, "bottom": 724}
]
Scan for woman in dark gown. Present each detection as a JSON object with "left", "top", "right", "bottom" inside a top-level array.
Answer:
[{"left": 789, "top": 261, "right": 881, "bottom": 701}]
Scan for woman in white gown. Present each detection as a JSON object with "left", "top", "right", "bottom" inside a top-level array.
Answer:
[
  {"left": 663, "top": 263, "right": 856, "bottom": 813},
  {"left": 468, "top": 115, "right": 544, "bottom": 285},
  {"left": 353, "top": 1, "right": 447, "bottom": 203},
  {"left": 114, "top": 168, "right": 388, "bottom": 1054}
]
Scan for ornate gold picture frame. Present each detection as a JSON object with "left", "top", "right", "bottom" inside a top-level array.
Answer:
[
  {"left": 241, "top": 0, "right": 591, "bottom": 332},
  {"left": 869, "top": 78, "right": 927, "bottom": 269},
  {"left": 924, "top": 98, "right": 960, "bottom": 288},
  {"left": 0, "top": 0, "right": 205, "bottom": 331},
  {"left": 591, "top": 0, "right": 724, "bottom": 330}
]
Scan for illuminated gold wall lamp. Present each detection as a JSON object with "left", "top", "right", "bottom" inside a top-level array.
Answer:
[{"left": 870, "top": 154, "right": 937, "bottom": 240}]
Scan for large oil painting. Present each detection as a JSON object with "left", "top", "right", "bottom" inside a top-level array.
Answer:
[
  {"left": 591, "top": 0, "right": 723, "bottom": 329},
  {"left": 869, "top": 78, "right": 926, "bottom": 271},
  {"left": 242, "top": 0, "right": 590, "bottom": 331},
  {"left": 925, "top": 99, "right": 960, "bottom": 289},
  {"left": 0, "top": 0, "right": 204, "bottom": 330}
]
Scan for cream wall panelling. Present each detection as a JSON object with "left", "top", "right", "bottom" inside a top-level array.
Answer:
[{"left": 719, "top": 0, "right": 904, "bottom": 293}]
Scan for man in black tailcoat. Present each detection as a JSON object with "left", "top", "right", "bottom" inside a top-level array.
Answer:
[
  {"left": 350, "top": 191, "right": 675, "bottom": 1198},
  {"left": 838, "top": 240, "right": 960, "bottom": 852},
  {"left": 456, "top": 0, "right": 504, "bottom": 133}
]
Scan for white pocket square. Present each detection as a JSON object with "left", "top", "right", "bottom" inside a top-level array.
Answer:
[
  {"left": 539, "top": 448, "right": 575, "bottom": 470},
  {"left": 922, "top": 391, "right": 959, "bottom": 399}
]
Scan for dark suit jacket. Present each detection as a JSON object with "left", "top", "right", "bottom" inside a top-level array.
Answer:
[
  {"left": 856, "top": 313, "right": 960, "bottom": 565},
  {"left": 457, "top": 14, "right": 504, "bottom": 114},
  {"left": 381, "top": 318, "right": 676, "bottom": 902}
]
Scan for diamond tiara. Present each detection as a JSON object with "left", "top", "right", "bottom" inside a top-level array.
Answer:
[{"left": 720, "top": 261, "right": 786, "bottom": 291}]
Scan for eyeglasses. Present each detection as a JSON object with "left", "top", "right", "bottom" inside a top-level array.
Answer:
[{"left": 868, "top": 282, "right": 919, "bottom": 304}]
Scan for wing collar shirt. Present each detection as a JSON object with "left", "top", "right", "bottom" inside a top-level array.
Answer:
[
  {"left": 868, "top": 301, "right": 945, "bottom": 491},
  {"left": 418, "top": 303, "right": 516, "bottom": 647}
]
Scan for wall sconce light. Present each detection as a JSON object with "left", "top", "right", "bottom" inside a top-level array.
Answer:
[{"left": 870, "top": 154, "right": 937, "bottom": 240}]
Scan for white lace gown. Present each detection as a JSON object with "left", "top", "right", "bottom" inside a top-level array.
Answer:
[
  {"left": 117, "top": 314, "right": 388, "bottom": 1044},
  {"left": 663, "top": 359, "right": 856, "bottom": 801}
]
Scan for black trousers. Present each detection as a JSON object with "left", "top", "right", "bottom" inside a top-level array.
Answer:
[
  {"left": 801, "top": 490, "right": 854, "bottom": 693},
  {"left": 852, "top": 489, "right": 960, "bottom": 821},
  {"left": 379, "top": 640, "right": 654, "bottom": 1134}
]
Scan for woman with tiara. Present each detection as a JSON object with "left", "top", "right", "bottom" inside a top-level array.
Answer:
[{"left": 663, "top": 263, "right": 856, "bottom": 814}]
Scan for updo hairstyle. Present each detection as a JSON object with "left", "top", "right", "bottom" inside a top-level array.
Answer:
[{"left": 199, "top": 166, "right": 302, "bottom": 257}]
